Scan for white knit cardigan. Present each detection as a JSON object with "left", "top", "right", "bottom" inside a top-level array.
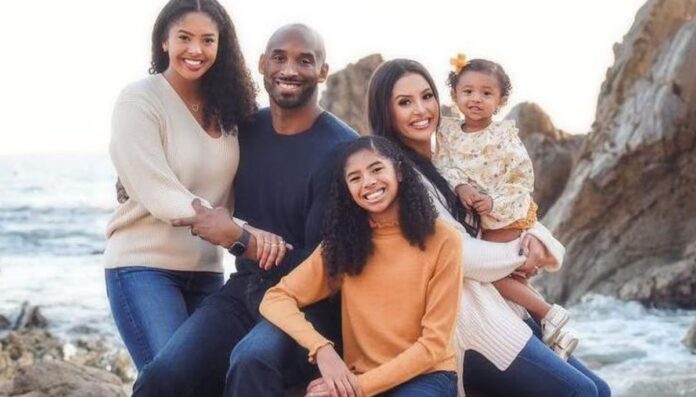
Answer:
[{"left": 422, "top": 175, "right": 566, "bottom": 396}]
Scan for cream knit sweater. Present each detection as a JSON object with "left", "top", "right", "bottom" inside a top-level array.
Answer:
[
  {"left": 422, "top": 176, "right": 565, "bottom": 396},
  {"left": 104, "top": 74, "right": 238, "bottom": 272}
]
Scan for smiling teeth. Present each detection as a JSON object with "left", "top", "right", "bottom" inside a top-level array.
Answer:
[
  {"left": 365, "top": 189, "right": 385, "bottom": 201},
  {"left": 184, "top": 59, "right": 202, "bottom": 65},
  {"left": 412, "top": 120, "right": 429, "bottom": 128}
]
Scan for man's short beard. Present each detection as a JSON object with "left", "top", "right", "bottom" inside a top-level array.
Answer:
[{"left": 265, "top": 79, "right": 317, "bottom": 109}]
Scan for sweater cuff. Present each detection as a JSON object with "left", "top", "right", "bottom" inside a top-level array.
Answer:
[{"left": 307, "top": 340, "right": 334, "bottom": 364}]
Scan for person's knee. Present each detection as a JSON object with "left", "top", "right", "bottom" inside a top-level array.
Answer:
[
  {"left": 594, "top": 377, "right": 611, "bottom": 397},
  {"left": 571, "top": 377, "right": 599, "bottom": 397},
  {"left": 133, "top": 359, "right": 190, "bottom": 396},
  {"left": 229, "top": 324, "right": 286, "bottom": 372}
]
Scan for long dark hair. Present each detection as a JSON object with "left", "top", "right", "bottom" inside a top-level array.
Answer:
[
  {"left": 150, "top": 0, "right": 257, "bottom": 133},
  {"left": 367, "top": 58, "right": 479, "bottom": 237},
  {"left": 322, "top": 136, "right": 437, "bottom": 279}
]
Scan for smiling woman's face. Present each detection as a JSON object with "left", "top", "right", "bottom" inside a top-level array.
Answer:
[
  {"left": 389, "top": 72, "right": 440, "bottom": 154},
  {"left": 162, "top": 11, "right": 219, "bottom": 82}
]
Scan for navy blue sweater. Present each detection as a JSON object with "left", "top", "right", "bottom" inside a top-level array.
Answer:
[{"left": 234, "top": 108, "right": 357, "bottom": 281}]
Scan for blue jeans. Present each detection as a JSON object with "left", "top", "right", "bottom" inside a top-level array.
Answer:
[
  {"left": 379, "top": 371, "right": 457, "bottom": 397},
  {"left": 225, "top": 315, "right": 341, "bottom": 397},
  {"left": 105, "top": 266, "right": 223, "bottom": 370},
  {"left": 462, "top": 318, "right": 611, "bottom": 397},
  {"left": 132, "top": 271, "right": 341, "bottom": 397},
  {"left": 226, "top": 321, "right": 451, "bottom": 397}
]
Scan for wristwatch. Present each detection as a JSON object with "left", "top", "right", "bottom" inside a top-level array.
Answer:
[{"left": 227, "top": 228, "right": 251, "bottom": 257}]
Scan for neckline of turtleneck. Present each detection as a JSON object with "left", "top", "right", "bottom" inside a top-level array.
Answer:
[{"left": 369, "top": 219, "right": 401, "bottom": 237}]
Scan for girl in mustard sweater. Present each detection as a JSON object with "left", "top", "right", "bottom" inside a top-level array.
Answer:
[{"left": 260, "top": 136, "right": 463, "bottom": 397}]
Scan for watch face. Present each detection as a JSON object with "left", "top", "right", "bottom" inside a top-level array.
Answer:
[{"left": 229, "top": 242, "right": 247, "bottom": 257}]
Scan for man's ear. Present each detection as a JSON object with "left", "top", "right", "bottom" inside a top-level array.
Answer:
[
  {"left": 500, "top": 96, "right": 509, "bottom": 107},
  {"left": 318, "top": 63, "right": 329, "bottom": 83},
  {"left": 258, "top": 54, "right": 266, "bottom": 74}
]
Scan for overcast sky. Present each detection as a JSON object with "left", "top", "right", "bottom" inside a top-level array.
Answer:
[{"left": 0, "top": 0, "right": 645, "bottom": 155}]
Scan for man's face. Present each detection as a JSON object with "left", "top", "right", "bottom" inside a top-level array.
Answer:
[{"left": 259, "top": 33, "right": 328, "bottom": 109}]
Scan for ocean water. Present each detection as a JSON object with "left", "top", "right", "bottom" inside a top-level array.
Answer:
[{"left": 1, "top": 154, "right": 694, "bottom": 396}]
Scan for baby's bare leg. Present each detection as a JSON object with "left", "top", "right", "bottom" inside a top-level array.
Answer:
[{"left": 493, "top": 277, "right": 551, "bottom": 320}]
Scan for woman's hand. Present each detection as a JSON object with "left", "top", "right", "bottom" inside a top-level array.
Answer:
[
  {"left": 312, "top": 345, "right": 364, "bottom": 397},
  {"left": 243, "top": 224, "right": 293, "bottom": 270},
  {"left": 515, "top": 234, "right": 554, "bottom": 279}
]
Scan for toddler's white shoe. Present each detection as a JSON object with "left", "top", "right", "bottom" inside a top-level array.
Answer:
[
  {"left": 552, "top": 330, "right": 579, "bottom": 361},
  {"left": 541, "top": 304, "right": 570, "bottom": 345}
]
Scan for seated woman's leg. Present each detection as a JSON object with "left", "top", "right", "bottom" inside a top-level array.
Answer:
[
  {"left": 225, "top": 298, "right": 341, "bottom": 397},
  {"left": 105, "top": 267, "right": 192, "bottom": 370},
  {"left": 381, "top": 371, "right": 457, "bottom": 397},
  {"left": 463, "top": 335, "right": 605, "bottom": 397},
  {"left": 525, "top": 318, "right": 611, "bottom": 397},
  {"left": 132, "top": 286, "right": 255, "bottom": 397}
]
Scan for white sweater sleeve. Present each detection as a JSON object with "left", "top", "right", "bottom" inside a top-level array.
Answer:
[
  {"left": 460, "top": 233, "right": 524, "bottom": 282},
  {"left": 460, "top": 222, "right": 565, "bottom": 281},
  {"left": 523, "top": 222, "right": 565, "bottom": 271},
  {"left": 110, "top": 97, "right": 211, "bottom": 222}
]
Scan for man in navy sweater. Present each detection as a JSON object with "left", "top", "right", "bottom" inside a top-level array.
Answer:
[{"left": 132, "top": 24, "right": 357, "bottom": 396}]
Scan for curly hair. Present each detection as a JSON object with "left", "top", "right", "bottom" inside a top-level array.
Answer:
[
  {"left": 446, "top": 58, "right": 512, "bottom": 98},
  {"left": 322, "top": 136, "right": 437, "bottom": 279},
  {"left": 149, "top": 0, "right": 257, "bottom": 133},
  {"left": 367, "top": 59, "right": 480, "bottom": 237}
]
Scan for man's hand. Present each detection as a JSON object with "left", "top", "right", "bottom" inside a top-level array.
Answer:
[
  {"left": 172, "top": 199, "right": 239, "bottom": 247},
  {"left": 173, "top": 199, "right": 293, "bottom": 269},
  {"left": 312, "top": 345, "right": 364, "bottom": 397}
]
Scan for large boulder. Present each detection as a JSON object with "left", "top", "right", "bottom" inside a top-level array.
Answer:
[
  {"left": 505, "top": 102, "right": 584, "bottom": 216},
  {"left": 7, "top": 361, "right": 125, "bottom": 397},
  {"left": 320, "top": 54, "right": 383, "bottom": 135},
  {"left": 537, "top": 0, "right": 696, "bottom": 307}
]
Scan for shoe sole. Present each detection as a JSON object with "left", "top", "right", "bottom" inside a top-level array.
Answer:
[{"left": 555, "top": 337, "right": 579, "bottom": 361}]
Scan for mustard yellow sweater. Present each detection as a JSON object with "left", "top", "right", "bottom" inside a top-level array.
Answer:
[{"left": 260, "top": 219, "right": 463, "bottom": 396}]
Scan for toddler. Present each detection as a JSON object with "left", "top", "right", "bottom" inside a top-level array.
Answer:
[{"left": 434, "top": 54, "right": 578, "bottom": 359}]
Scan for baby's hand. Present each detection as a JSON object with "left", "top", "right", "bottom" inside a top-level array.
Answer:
[
  {"left": 472, "top": 194, "right": 493, "bottom": 215},
  {"left": 455, "top": 184, "right": 480, "bottom": 209}
]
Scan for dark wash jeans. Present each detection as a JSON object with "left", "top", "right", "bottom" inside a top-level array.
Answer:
[
  {"left": 132, "top": 270, "right": 341, "bottom": 397},
  {"left": 105, "top": 266, "right": 223, "bottom": 370},
  {"left": 227, "top": 319, "right": 454, "bottom": 397},
  {"left": 462, "top": 318, "right": 612, "bottom": 397}
]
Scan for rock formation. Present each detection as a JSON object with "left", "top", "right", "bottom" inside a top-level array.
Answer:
[
  {"left": 0, "top": 304, "right": 134, "bottom": 396},
  {"left": 320, "top": 54, "right": 383, "bottom": 135},
  {"left": 536, "top": 0, "right": 696, "bottom": 308},
  {"left": 505, "top": 102, "right": 584, "bottom": 216},
  {"left": 4, "top": 361, "right": 126, "bottom": 397}
]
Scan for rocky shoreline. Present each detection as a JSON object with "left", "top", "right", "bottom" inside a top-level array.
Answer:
[{"left": 0, "top": 304, "right": 133, "bottom": 397}]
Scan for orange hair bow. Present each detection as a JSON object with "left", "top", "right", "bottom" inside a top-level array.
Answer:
[{"left": 450, "top": 53, "right": 468, "bottom": 74}]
